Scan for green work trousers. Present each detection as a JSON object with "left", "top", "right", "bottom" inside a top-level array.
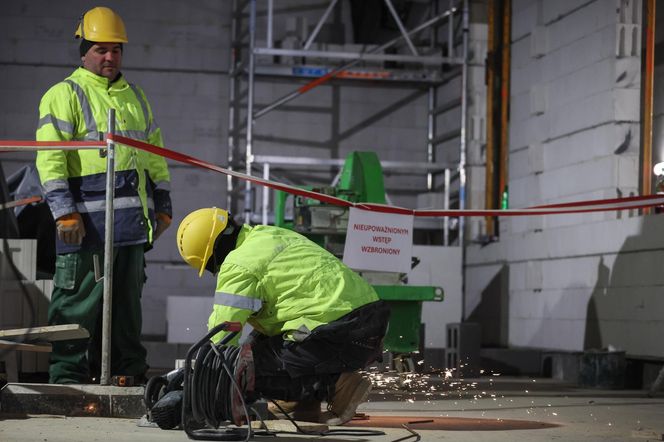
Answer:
[{"left": 48, "top": 245, "right": 147, "bottom": 384}]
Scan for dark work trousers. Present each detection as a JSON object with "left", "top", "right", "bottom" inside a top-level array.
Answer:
[
  {"left": 48, "top": 245, "right": 147, "bottom": 384},
  {"left": 250, "top": 300, "right": 390, "bottom": 402}
]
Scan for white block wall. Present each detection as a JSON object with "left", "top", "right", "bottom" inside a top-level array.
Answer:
[{"left": 467, "top": 0, "right": 664, "bottom": 357}]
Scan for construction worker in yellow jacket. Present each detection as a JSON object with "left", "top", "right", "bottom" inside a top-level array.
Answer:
[
  {"left": 176, "top": 207, "right": 390, "bottom": 425},
  {"left": 35, "top": 7, "right": 172, "bottom": 384}
]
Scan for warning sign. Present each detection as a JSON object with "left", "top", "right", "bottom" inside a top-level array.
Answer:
[{"left": 342, "top": 207, "right": 414, "bottom": 273}]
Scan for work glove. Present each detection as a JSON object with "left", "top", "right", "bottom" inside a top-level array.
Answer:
[
  {"left": 154, "top": 212, "right": 172, "bottom": 241},
  {"left": 56, "top": 212, "right": 86, "bottom": 245}
]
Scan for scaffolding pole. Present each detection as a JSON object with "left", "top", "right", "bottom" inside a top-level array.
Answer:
[
  {"left": 459, "top": 0, "right": 469, "bottom": 320},
  {"left": 230, "top": 0, "right": 468, "bottom": 252},
  {"left": 244, "top": 0, "right": 257, "bottom": 223}
]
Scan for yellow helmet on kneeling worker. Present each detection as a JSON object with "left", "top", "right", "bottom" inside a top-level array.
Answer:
[{"left": 176, "top": 207, "right": 231, "bottom": 277}]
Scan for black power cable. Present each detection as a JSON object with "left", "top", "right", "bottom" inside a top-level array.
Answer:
[
  {"left": 180, "top": 322, "right": 386, "bottom": 441},
  {"left": 182, "top": 322, "right": 252, "bottom": 441}
]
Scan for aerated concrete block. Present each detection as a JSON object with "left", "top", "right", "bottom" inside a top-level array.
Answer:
[
  {"left": 0, "top": 383, "right": 145, "bottom": 418},
  {"left": 0, "top": 239, "right": 37, "bottom": 282},
  {"left": 546, "top": 2, "right": 617, "bottom": 53},
  {"left": 445, "top": 323, "right": 481, "bottom": 377},
  {"left": 512, "top": 0, "right": 538, "bottom": 42},
  {"left": 166, "top": 296, "right": 213, "bottom": 344}
]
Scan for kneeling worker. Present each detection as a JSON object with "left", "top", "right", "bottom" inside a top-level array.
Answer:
[{"left": 176, "top": 207, "right": 390, "bottom": 425}]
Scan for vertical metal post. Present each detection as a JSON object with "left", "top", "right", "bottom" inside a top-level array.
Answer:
[
  {"left": 262, "top": 163, "right": 270, "bottom": 225},
  {"left": 267, "top": 0, "right": 274, "bottom": 49},
  {"left": 459, "top": 0, "right": 469, "bottom": 320},
  {"left": 227, "top": 0, "right": 238, "bottom": 212},
  {"left": 100, "top": 109, "right": 116, "bottom": 386},
  {"left": 427, "top": 89, "right": 435, "bottom": 190},
  {"left": 444, "top": 168, "right": 450, "bottom": 246},
  {"left": 426, "top": 0, "right": 437, "bottom": 191},
  {"left": 448, "top": 0, "right": 455, "bottom": 57},
  {"left": 244, "top": 0, "right": 257, "bottom": 223}
]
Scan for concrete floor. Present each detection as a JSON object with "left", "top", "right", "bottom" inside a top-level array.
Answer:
[{"left": 1, "top": 376, "right": 663, "bottom": 442}]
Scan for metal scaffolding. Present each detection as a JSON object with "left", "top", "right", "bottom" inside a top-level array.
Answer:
[{"left": 227, "top": 0, "right": 470, "bottom": 246}]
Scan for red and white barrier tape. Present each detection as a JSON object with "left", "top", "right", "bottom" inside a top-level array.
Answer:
[
  {"left": 3, "top": 136, "right": 664, "bottom": 217},
  {"left": 0, "top": 196, "right": 42, "bottom": 211}
]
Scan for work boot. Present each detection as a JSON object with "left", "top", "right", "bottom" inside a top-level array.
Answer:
[
  {"left": 320, "top": 371, "right": 372, "bottom": 425},
  {"left": 268, "top": 399, "right": 322, "bottom": 422}
]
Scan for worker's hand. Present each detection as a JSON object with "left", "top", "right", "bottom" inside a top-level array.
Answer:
[
  {"left": 154, "top": 212, "right": 172, "bottom": 241},
  {"left": 56, "top": 212, "right": 86, "bottom": 245}
]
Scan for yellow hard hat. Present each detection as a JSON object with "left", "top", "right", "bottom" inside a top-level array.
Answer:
[
  {"left": 75, "top": 7, "right": 128, "bottom": 43},
  {"left": 177, "top": 208, "right": 229, "bottom": 277}
]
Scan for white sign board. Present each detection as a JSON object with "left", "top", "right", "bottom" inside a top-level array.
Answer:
[{"left": 342, "top": 207, "right": 414, "bottom": 273}]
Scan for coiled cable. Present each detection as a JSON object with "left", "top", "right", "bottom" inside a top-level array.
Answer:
[{"left": 182, "top": 322, "right": 386, "bottom": 441}]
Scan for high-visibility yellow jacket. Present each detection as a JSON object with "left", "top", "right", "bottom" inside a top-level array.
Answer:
[
  {"left": 208, "top": 224, "right": 380, "bottom": 345},
  {"left": 35, "top": 67, "right": 171, "bottom": 253}
]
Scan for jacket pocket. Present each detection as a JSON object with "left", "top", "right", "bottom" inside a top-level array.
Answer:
[{"left": 53, "top": 253, "right": 78, "bottom": 290}]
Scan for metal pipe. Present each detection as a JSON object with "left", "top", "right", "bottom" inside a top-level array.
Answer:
[
  {"left": 384, "top": 0, "right": 419, "bottom": 55},
  {"left": 266, "top": 0, "right": 274, "bottom": 49},
  {"left": 262, "top": 163, "right": 270, "bottom": 225},
  {"left": 100, "top": 109, "right": 116, "bottom": 386},
  {"left": 426, "top": 0, "right": 437, "bottom": 191},
  {"left": 427, "top": 87, "right": 435, "bottom": 190},
  {"left": 459, "top": 0, "right": 469, "bottom": 320},
  {"left": 448, "top": 0, "right": 455, "bottom": 57},
  {"left": 252, "top": 154, "right": 455, "bottom": 170},
  {"left": 444, "top": 168, "right": 451, "bottom": 246},
  {"left": 244, "top": 0, "right": 257, "bottom": 223},
  {"left": 253, "top": 47, "right": 457, "bottom": 64},
  {"left": 303, "top": 0, "right": 339, "bottom": 50},
  {"left": 227, "top": 0, "right": 239, "bottom": 212},
  {"left": 254, "top": 9, "right": 456, "bottom": 120}
]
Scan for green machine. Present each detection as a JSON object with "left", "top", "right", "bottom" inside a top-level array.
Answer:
[{"left": 274, "top": 151, "right": 443, "bottom": 372}]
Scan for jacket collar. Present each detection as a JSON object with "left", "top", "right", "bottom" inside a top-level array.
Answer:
[
  {"left": 234, "top": 224, "right": 252, "bottom": 249},
  {"left": 73, "top": 67, "right": 128, "bottom": 90}
]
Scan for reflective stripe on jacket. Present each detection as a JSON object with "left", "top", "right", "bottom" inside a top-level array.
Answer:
[
  {"left": 208, "top": 225, "right": 379, "bottom": 345},
  {"left": 35, "top": 67, "right": 171, "bottom": 253}
]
